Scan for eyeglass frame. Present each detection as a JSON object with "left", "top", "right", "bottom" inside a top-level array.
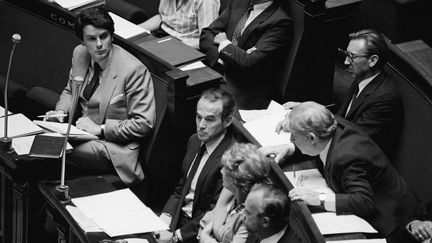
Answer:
[{"left": 338, "top": 48, "right": 372, "bottom": 63}]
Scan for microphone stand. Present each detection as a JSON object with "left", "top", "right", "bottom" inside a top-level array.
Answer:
[
  {"left": 1, "top": 34, "right": 21, "bottom": 153},
  {"left": 55, "top": 76, "right": 83, "bottom": 204}
]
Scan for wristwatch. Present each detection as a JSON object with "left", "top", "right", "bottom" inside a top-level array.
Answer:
[{"left": 319, "top": 193, "right": 327, "bottom": 208}]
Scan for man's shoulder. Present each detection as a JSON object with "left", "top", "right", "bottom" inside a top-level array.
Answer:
[{"left": 112, "top": 45, "right": 147, "bottom": 70}]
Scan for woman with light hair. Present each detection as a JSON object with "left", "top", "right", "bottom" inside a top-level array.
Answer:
[{"left": 198, "top": 142, "right": 270, "bottom": 243}]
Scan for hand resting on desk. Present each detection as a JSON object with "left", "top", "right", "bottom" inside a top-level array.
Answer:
[
  {"left": 44, "top": 110, "right": 66, "bottom": 123},
  {"left": 258, "top": 143, "right": 295, "bottom": 163}
]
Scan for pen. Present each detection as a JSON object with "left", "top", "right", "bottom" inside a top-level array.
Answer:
[
  {"left": 37, "top": 114, "right": 68, "bottom": 118},
  {"left": 157, "top": 37, "right": 171, "bottom": 43},
  {"left": 325, "top": 103, "right": 336, "bottom": 108}
]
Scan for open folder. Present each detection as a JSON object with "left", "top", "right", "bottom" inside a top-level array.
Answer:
[
  {"left": 33, "top": 120, "right": 98, "bottom": 141},
  {"left": 0, "top": 113, "right": 44, "bottom": 138}
]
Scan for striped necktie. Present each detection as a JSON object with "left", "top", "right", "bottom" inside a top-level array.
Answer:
[{"left": 232, "top": 3, "right": 254, "bottom": 45}]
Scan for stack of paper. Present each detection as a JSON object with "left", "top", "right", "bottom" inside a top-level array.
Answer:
[
  {"left": 109, "top": 12, "right": 150, "bottom": 39},
  {"left": 312, "top": 212, "right": 378, "bottom": 235},
  {"left": 0, "top": 113, "right": 44, "bottom": 138},
  {"left": 53, "top": 0, "right": 103, "bottom": 10},
  {"left": 71, "top": 189, "right": 168, "bottom": 237},
  {"left": 284, "top": 169, "right": 334, "bottom": 195},
  {"left": 33, "top": 121, "right": 98, "bottom": 140}
]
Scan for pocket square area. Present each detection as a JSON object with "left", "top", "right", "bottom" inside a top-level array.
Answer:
[{"left": 109, "top": 94, "right": 124, "bottom": 104}]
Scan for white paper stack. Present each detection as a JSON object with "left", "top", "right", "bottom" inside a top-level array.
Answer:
[{"left": 72, "top": 189, "right": 168, "bottom": 237}]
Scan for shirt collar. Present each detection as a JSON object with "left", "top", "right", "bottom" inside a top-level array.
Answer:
[
  {"left": 252, "top": 1, "right": 273, "bottom": 11},
  {"left": 203, "top": 131, "right": 226, "bottom": 156},
  {"left": 357, "top": 72, "right": 380, "bottom": 95},
  {"left": 319, "top": 138, "right": 332, "bottom": 165},
  {"left": 260, "top": 225, "right": 287, "bottom": 243}
]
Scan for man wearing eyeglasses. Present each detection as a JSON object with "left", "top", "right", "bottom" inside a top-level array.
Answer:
[{"left": 280, "top": 29, "right": 402, "bottom": 160}]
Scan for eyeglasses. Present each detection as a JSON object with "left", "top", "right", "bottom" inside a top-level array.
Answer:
[{"left": 338, "top": 48, "right": 371, "bottom": 63}]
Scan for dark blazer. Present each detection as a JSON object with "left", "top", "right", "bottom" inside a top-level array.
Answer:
[
  {"left": 324, "top": 117, "right": 416, "bottom": 237},
  {"left": 162, "top": 132, "right": 236, "bottom": 242},
  {"left": 245, "top": 225, "right": 303, "bottom": 243},
  {"left": 200, "top": 0, "right": 292, "bottom": 109},
  {"left": 337, "top": 72, "right": 402, "bottom": 159}
]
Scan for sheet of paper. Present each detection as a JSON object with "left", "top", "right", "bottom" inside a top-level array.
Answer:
[
  {"left": 0, "top": 113, "right": 44, "bottom": 138},
  {"left": 327, "top": 240, "right": 387, "bottom": 243},
  {"left": 312, "top": 212, "right": 378, "bottom": 235},
  {"left": 243, "top": 111, "right": 291, "bottom": 147},
  {"left": 109, "top": 12, "right": 150, "bottom": 39},
  {"left": 0, "top": 105, "right": 12, "bottom": 117},
  {"left": 179, "top": 61, "right": 206, "bottom": 71},
  {"left": 284, "top": 169, "right": 334, "bottom": 194},
  {"left": 54, "top": 0, "right": 99, "bottom": 10},
  {"left": 33, "top": 121, "right": 93, "bottom": 136},
  {"left": 12, "top": 133, "right": 73, "bottom": 155},
  {"left": 65, "top": 205, "right": 103, "bottom": 232},
  {"left": 72, "top": 189, "right": 168, "bottom": 237},
  {"left": 239, "top": 100, "right": 287, "bottom": 122}
]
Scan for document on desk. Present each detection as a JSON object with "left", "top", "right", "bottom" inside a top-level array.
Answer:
[
  {"left": 239, "top": 100, "right": 287, "bottom": 122},
  {"left": 242, "top": 110, "right": 291, "bottom": 147},
  {"left": 108, "top": 12, "right": 150, "bottom": 39},
  {"left": 327, "top": 240, "right": 386, "bottom": 243},
  {"left": 0, "top": 113, "right": 44, "bottom": 138},
  {"left": 0, "top": 105, "right": 12, "bottom": 117},
  {"left": 33, "top": 121, "right": 98, "bottom": 140},
  {"left": 12, "top": 133, "right": 72, "bottom": 156},
  {"left": 72, "top": 188, "right": 168, "bottom": 237},
  {"left": 312, "top": 212, "right": 378, "bottom": 235},
  {"left": 65, "top": 205, "right": 103, "bottom": 232},
  {"left": 284, "top": 169, "right": 334, "bottom": 194}
]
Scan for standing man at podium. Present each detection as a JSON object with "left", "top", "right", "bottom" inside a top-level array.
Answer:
[{"left": 45, "top": 7, "right": 156, "bottom": 186}]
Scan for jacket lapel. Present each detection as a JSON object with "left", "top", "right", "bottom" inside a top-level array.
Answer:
[
  {"left": 192, "top": 133, "right": 233, "bottom": 215},
  {"left": 238, "top": 3, "right": 277, "bottom": 47},
  {"left": 98, "top": 46, "right": 119, "bottom": 123},
  {"left": 346, "top": 73, "right": 385, "bottom": 119}
]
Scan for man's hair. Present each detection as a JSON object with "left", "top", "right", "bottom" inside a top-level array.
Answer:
[
  {"left": 221, "top": 143, "right": 270, "bottom": 196},
  {"left": 250, "top": 183, "right": 291, "bottom": 230},
  {"left": 349, "top": 29, "right": 388, "bottom": 69},
  {"left": 75, "top": 7, "right": 115, "bottom": 40},
  {"left": 289, "top": 101, "right": 337, "bottom": 140},
  {"left": 200, "top": 88, "right": 236, "bottom": 121}
]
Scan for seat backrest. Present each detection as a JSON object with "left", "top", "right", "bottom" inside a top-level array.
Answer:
[{"left": 274, "top": 0, "right": 305, "bottom": 103}]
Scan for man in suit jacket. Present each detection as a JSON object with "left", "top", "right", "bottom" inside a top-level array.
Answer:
[
  {"left": 45, "top": 7, "right": 156, "bottom": 186},
  {"left": 157, "top": 88, "right": 236, "bottom": 243},
  {"left": 285, "top": 102, "right": 417, "bottom": 243},
  {"left": 281, "top": 29, "right": 402, "bottom": 159},
  {"left": 199, "top": 0, "right": 292, "bottom": 110},
  {"left": 336, "top": 29, "right": 402, "bottom": 159},
  {"left": 244, "top": 183, "right": 303, "bottom": 243}
]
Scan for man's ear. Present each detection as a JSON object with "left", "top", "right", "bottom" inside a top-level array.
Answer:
[
  {"left": 368, "top": 54, "right": 379, "bottom": 68},
  {"left": 309, "top": 132, "right": 318, "bottom": 145},
  {"left": 224, "top": 115, "right": 234, "bottom": 128}
]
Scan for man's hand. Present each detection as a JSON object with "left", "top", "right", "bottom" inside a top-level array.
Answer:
[
  {"left": 409, "top": 220, "right": 432, "bottom": 241},
  {"left": 198, "top": 221, "right": 214, "bottom": 243},
  {"left": 283, "top": 101, "right": 301, "bottom": 110},
  {"left": 214, "top": 32, "right": 228, "bottom": 45},
  {"left": 75, "top": 117, "right": 101, "bottom": 136},
  {"left": 289, "top": 187, "right": 320, "bottom": 206},
  {"left": 259, "top": 144, "right": 294, "bottom": 163},
  {"left": 157, "top": 230, "right": 173, "bottom": 243},
  {"left": 44, "top": 110, "right": 66, "bottom": 123}
]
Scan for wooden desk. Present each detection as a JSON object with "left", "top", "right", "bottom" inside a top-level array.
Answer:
[{"left": 38, "top": 176, "right": 157, "bottom": 243}]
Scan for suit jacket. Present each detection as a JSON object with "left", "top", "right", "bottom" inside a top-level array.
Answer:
[
  {"left": 56, "top": 44, "right": 156, "bottom": 185},
  {"left": 200, "top": 0, "right": 292, "bottom": 109},
  {"left": 162, "top": 132, "right": 236, "bottom": 242},
  {"left": 337, "top": 72, "right": 402, "bottom": 159},
  {"left": 324, "top": 117, "right": 416, "bottom": 237},
  {"left": 245, "top": 225, "right": 303, "bottom": 243}
]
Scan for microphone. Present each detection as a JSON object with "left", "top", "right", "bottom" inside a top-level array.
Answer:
[
  {"left": 56, "top": 46, "right": 89, "bottom": 203},
  {"left": 1, "top": 33, "right": 22, "bottom": 153}
]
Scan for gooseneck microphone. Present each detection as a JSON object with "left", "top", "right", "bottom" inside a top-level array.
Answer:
[{"left": 1, "top": 34, "right": 21, "bottom": 152}]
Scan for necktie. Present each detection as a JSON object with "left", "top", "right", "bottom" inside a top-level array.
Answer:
[
  {"left": 184, "top": 144, "right": 207, "bottom": 189},
  {"left": 83, "top": 63, "right": 101, "bottom": 101},
  {"left": 345, "top": 79, "right": 360, "bottom": 116},
  {"left": 232, "top": 3, "right": 254, "bottom": 45}
]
